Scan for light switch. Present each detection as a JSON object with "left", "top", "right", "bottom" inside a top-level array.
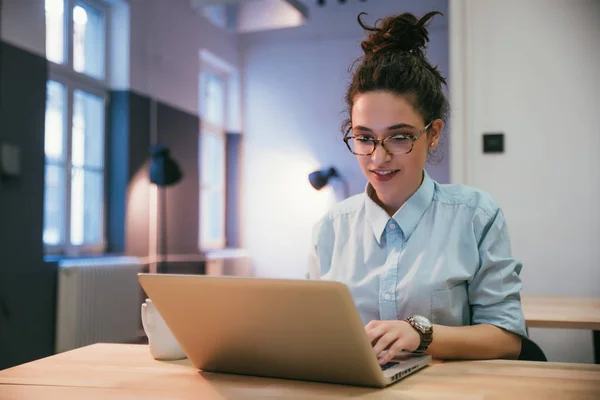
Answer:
[{"left": 0, "top": 143, "right": 21, "bottom": 177}]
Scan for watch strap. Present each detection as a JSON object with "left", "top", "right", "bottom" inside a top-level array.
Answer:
[{"left": 405, "top": 316, "right": 433, "bottom": 352}]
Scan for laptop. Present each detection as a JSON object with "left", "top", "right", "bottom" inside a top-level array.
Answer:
[{"left": 138, "top": 273, "right": 432, "bottom": 388}]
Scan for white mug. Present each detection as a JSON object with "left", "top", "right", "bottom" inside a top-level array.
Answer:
[{"left": 141, "top": 299, "right": 186, "bottom": 360}]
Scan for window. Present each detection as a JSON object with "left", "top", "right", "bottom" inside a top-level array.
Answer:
[
  {"left": 45, "top": 0, "right": 65, "bottom": 64},
  {"left": 44, "top": 0, "right": 108, "bottom": 254},
  {"left": 199, "top": 50, "right": 241, "bottom": 250},
  {"left": 199, "top": 72, "right": 227, "bottom": 249},
  {"left": 73, "top": 2, "right": 106, "bottom": 79}
]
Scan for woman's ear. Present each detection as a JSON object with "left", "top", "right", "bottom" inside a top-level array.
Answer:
[{"left": 428, "top": 119, "right": 444, "bottom": 149}]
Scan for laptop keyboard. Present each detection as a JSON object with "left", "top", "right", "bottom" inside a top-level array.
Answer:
[{"left": 380, "top": 361, "right": 399, "bottom": 371}]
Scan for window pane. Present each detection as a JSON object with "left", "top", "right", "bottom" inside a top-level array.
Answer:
[
  {"left": 44, "top": 164, "right": 65, "bottom": 245},
  {"left": 72, "top": 90, "right": 105, "bottom": 168},
  {"left": 201, "top": 189, "right": 224, "bottom": 244},
  {"left": 45, "top": 81, "right": 66, "bottom": 162},
  {"left": 70, "top": 168, "right": 103, "bottom": 245},
  {"left": 204, "top": 74, "right": 225, "bottom": 127},
  {"left": 201, "top": 133, "right": 225, "bottom": 188},
  {"left": 73, "top": 1, "right": 106, "bottom": 79},
  {"left": 45, "top": 0, "right": 65, "bottom": 64}
]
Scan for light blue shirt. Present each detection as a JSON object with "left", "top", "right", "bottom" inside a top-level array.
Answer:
[{"left": 309, "top": 171, "right": 527, "bottom": 338}]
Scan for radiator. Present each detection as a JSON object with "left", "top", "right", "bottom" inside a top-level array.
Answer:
[{"left": 55, "top": 257, "right": 143, "bottom": 353}]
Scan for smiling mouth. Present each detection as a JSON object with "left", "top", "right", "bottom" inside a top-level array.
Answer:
[
  {"left": 370, "top": 169, "right": 400, "bottom": 182},
  {"left": 371, "top": 169, "right": 399, "bottom": 176}
]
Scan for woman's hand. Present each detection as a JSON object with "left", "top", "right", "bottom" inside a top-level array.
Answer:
[{"left": 365, "top": 320, "right": 421, "bottom": 365}]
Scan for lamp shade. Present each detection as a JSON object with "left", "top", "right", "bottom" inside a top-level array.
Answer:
[
  {"left": 149, "top": 144, "right": 182, "bottom": 187},
  {"left": 308, "top": 167, "right": 339, "bottom": 190}
]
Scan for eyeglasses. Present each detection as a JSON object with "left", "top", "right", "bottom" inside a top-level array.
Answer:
[{"left": 343, "top": 121, "right": 433, "bottom": 156}]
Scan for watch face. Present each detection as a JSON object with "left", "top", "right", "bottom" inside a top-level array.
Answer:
[{"left": 413, "top": 315, "right": 432, "bottom": 330}]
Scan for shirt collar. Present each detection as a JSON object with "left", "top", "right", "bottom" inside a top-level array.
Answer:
[{"left": 364, "top": 171, "right": 435, "bottom": 244}]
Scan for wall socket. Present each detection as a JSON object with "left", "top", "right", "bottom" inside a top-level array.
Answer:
[
  {"left": 0, "top": 143, "right": 22, "bottom": 178},
  {"left": 482, "top": 133, "right": 504, "bottom": 153}
]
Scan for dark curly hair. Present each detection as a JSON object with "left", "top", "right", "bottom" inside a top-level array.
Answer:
[{"left": 343, "top": 11, "right": 449, "bottom": 159}]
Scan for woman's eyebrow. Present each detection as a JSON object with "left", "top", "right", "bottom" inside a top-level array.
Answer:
[
  {"left": 353, "top": 123, "right": 416, "bottom": 131},
  {"left": 386, "top": 123, "right": 416, "bottom": 130}
]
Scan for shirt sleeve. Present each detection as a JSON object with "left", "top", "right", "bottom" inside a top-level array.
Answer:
[
  {"left": 468, "top": 207, "right": 528, "bottom": 338},
  {"left": 307, "top": 222, "right": 321, "bottom": 280},
  {"left": 307, "top": 216, "right": 334, "bottom": 280}
]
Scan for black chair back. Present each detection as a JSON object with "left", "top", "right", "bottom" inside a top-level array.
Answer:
[{"left": 518, "top": 337, "right": 547, "bottom": 361}]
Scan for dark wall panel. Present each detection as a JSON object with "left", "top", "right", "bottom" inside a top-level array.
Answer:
[
  {"left": 0, "top": 41, "right": 56, "bottom": 370},
  {"left": 156, "top": 102, "right": 199, "bottom": 255},
  {"left": 109, "top": 94, "right": 202, "bottom": 259},
  {"left": 107, "top": 90, "right": 151, "bottom": 257},
  {"left": 124, "top": 92, "right": 151, "bottom": 257},
  {"left": 107, "top": 91, "right": 128, "bottom": 253}
]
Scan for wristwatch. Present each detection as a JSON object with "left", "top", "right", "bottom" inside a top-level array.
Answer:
[{"left": 405, "top": 315, "right": 433, "bottom": 352}]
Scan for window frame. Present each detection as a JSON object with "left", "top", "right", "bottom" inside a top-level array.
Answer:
[{"left": 44, "top": 0, "right": 109, "bottom": 255}]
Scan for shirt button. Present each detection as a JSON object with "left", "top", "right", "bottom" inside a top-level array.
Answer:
[
  {"left": 389, "top": 223, "right": 397, "bottom": 229},
  {"left": 384, "top": 294, "right": 392, "bottom": 300}
]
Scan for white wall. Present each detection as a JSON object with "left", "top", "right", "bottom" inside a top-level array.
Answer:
[
  {"left": 450, "top": 0, "right": 600, "bottom": 363},
  {"left": 1, "top": 0, "right": 45, "bottom": 56},
  {"left": 129, "top": 0, "right": 239, "bottom": 116},
  {"left": 240, "top": 0, "right": 449, "bottom": 278}
]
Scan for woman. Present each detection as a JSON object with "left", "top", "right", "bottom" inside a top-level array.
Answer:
[{"left": 309, "top": 11, "right": 526, "bottom": 363}]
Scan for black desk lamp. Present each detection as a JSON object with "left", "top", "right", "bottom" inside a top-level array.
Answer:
[
  {"left": 308, "top": 167, "right": 349, "bottom": 199},
  {"left": 149, "top": 144, "right": 182, "bottom": 274}
]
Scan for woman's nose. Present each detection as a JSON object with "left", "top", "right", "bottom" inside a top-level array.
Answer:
[{"left": 370, "top": 142, "right": 392, "bottom": 164}]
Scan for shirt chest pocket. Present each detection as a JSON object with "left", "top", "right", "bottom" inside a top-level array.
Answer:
[{"left": 430, "top": 283, "right": 471, "bottom": 327}]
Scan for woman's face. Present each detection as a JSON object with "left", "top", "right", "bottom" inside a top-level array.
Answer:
[{"left": 350, "top": 91, "right": 443, "bottom": 210}]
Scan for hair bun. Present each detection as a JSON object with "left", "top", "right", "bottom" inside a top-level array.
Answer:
[{"left": 358, "top": 11, "right": 442, "bottom": 58}]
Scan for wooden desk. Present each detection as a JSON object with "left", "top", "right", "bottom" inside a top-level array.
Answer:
[
  {"left": 522, "top": 296, "right": 600, "bottom": 330},
  {"left": 1, "top": 344, "right": 599, "bottom": 399},
  {"left": 522, "top": 295, "right": 600, "bottom": 363}
]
